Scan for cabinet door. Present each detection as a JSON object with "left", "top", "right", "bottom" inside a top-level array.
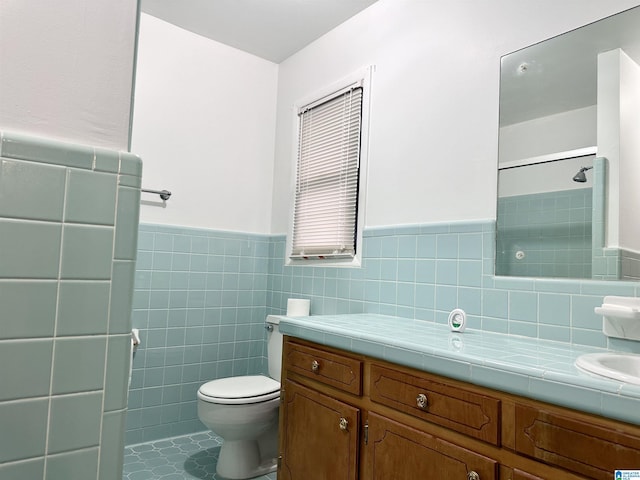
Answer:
[
  {"left": 514, "top": 404, "right": 640, "bottom": 479},
  {"left": 365, "top": 412, "right": 498, "bottom": 479},
  {"left": 279, "top": 379, "right": 359, "bottom": 480}
]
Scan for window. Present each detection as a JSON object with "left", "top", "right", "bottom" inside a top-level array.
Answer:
[{"left": 288, "top": 68, "right": 371, "bottom": 265}]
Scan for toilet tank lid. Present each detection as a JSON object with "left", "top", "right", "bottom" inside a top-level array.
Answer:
[{"left": 199, "top": 375, "right": 280, "bottom": 399}]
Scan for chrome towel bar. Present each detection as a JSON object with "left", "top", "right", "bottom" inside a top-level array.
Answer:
[{"left": 142, "top": 188, "right": 172, "bottom": 200}]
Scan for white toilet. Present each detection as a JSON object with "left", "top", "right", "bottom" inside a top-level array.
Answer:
[{"left": 197, "top": 315, "right": 283, "bottom": 479}]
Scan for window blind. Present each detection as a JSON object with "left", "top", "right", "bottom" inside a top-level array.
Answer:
[{"left": 290, "top": 86, "right": 363, "bottom": 259}]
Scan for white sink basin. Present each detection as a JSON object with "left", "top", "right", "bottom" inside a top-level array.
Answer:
[{"left": 575, "top": 353, "right": 640, "bottom": 385}]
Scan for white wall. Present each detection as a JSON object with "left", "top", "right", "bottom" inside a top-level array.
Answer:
[
  {"left": 0, "top": 0, "right": 138, "bottom": 150},
  {"left": 619, "top": 50, "right": 640, "bottom": 253},
  {"left": 131, "top": 14, "right": 279, "bottom": 233},
  {"left": 598, "top": 49, "right": 623, "bottom": 248},
  {"left": 270, "top": 0, "right": 640, "bottom": 233},
  {"left": 596, "top": 48, "right": 640, "bottom": 252},
  {"left": 499, "top": 106, "right": 596, "bottom": 165}
]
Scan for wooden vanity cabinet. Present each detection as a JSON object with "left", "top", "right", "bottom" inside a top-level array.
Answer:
[
  {"left": 279, "top": 337, "right": 640, "bottom": 480},
  {"left": 279, "top": 339, "right": 363, "bottom": 480}
]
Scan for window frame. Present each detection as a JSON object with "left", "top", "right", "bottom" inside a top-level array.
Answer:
[{"left": 286, "top": 66, "right": 373, "bottom": 267}]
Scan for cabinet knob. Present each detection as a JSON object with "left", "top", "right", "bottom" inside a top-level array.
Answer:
[
  {"left": 416, "top": 393, "right": 428, "bottom": 409},
  {"left": 339, "top": 417, "right": 348, "bottom": 431},
  {"left": 467, "top": 471, "right": 480, "bottom": 480},
  {"left": 311, "top": 360, "right": 320, "bottom": 372}
]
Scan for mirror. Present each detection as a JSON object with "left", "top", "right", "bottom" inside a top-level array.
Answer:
[{"left": 497, "top": 6, "right": 640, "bottom": 281}]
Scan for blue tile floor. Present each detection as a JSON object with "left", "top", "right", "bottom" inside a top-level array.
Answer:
[{"left": 123, "top": 431, "right": 278, "bottom": 480}]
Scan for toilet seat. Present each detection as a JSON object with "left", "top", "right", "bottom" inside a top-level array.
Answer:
[{"left": 198, "top": 375, "right": 280, "bottom": 405}]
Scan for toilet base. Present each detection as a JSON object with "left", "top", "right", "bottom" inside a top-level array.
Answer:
[{"left": 217, "top": 439, "right": 277, "bottom": 479}]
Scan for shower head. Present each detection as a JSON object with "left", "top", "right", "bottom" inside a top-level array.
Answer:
[{"left": 573, "top": 166, "right": 593, "bottom": 183}]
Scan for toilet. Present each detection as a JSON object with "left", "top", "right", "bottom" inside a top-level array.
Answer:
[{"left": 197, "top": 315, "right": 283, "bottom": 479}]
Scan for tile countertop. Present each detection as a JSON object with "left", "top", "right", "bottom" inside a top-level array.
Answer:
[{"left": 277, "top": 313, "right": 640, "bottom": 426}]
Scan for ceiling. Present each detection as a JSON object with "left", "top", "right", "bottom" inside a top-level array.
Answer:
[
  {"left": 140, "top": 2, "right": 640, "bottom": 127},
  {"left": 140, "top": 0, "right": 379, "bottom": 63}
]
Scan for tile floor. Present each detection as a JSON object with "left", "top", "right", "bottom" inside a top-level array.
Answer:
[{"left": 123, "top": 431, "right": 278, "bottom": 480}]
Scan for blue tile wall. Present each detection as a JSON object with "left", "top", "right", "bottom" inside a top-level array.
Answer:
[
  {"left": 129, "top": 217, "right": 640, "bottom": 445},
  {"left": 496, "top": 188, "right": 592, "bottom": 278},
  {"left": 590, "top": 157, "right": 616, "bottom": 280},
  {"left": 0, "top": 130, "right": 141, "bottom": 480},
  {"left": 621, "top": 249, "right": 640, "bottom": 281},
  {"left": 126, "top": 224, "right": 270, "bottom": 444},
  {"left": 268, "top": 222, "right": 492, "bottom": 327},
  {"left": 268, "top": 220, "right": 640, "bottom": 351}
]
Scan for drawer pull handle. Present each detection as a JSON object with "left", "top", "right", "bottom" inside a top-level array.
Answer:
[
  {"left": 311, "top": 360, "right": 320, "bottom": 372},
  {"left": 339, "top": 417, "right": 348, "bottom": 431},
  {"left": 416, "top": 393, "right": 428, "bottom": 409},
  {"left": 467, "top": 471, "right": 480, "bottom": 480}
]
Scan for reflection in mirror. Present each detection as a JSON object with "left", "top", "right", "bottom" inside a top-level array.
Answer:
[
  {"left": 497, "top": 152, "right": 595, "bottom": 278},
  {"left": 497, "top": 6, "right": 640, "bottom": 281}
]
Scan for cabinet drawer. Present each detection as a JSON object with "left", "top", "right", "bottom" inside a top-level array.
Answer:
[
  {"left": 284, "top": 340, "right": 363, "bottom": 395},
  {"left": 514, "top": 404, "right": 640, "bottom": 480},
  {"left": 365, "top": 412, "right": 498, "bottom": 480},
  {"left": 370, "top": 364, "right": 500, "bottom": 445}
]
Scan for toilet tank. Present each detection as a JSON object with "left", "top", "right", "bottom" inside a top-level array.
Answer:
[{"left": 266, "top": 315, "right": 284, "bottom": 381}]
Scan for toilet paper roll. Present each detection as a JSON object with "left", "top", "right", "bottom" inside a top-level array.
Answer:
[{"left": 287, "top": 298, "right": 310, "bottom": 316}]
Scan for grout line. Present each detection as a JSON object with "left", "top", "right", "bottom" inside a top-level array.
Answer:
[{"left": 42, "top": 167, "right": 70, "bottom": 477}]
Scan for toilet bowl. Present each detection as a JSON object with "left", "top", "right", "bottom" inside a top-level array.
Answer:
[{"left": 197, "top": 315, "right": 283, "bottom": 479}]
